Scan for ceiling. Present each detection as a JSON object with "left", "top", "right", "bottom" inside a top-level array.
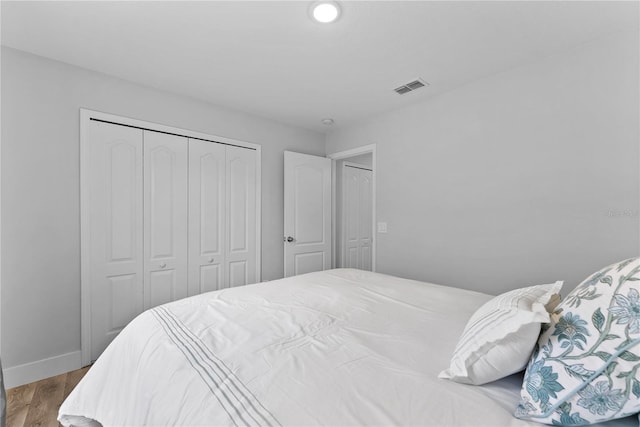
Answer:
[{"left": 2, "top": 1, "right": 638, "bottom": 133}]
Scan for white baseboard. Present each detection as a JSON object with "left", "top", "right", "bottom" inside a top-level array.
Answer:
[{"left": 3, "top": 351, "right": 82, "bottom": 388}]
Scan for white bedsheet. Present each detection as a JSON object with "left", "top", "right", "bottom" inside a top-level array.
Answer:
[{"left": 59, "top": 269, "right": 637, "bottom": 426}]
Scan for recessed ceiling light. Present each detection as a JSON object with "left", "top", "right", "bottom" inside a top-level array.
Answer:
[
  {"left": 321, "top": 118, "right": 335, "bottom": 126},
  {"left": 311, "top": 2, "right": 340, "bottom": 23}
]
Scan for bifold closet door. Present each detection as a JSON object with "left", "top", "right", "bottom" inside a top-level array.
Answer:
[
  {"left": 86, "top": 118, "right": 258, "bottom": 361},
  {"left": 188, "top": 139, "right": 226, "bottom": 295},
  {"left": 226, "top": 145, "right": 257, "bottom": 287},
  {"left": 343, "top": 165, "right": 373, "bottom": 271},
  {"left": 143, "top": 131, "right": 188, "bottom": 309},
  {"left": 358, "top": 168, "right": 373, "bottom": 271},
  {"left": 88, "top": 120, "right": 144, "bottom": 360}
]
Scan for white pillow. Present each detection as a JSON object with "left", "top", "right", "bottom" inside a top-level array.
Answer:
[{"left": 439, "top": 281, "right": 563, "bottom": 385}]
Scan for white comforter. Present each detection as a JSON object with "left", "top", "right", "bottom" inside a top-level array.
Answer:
[{"left": 58, "top": 269, "right": 636, "bottom": 426}]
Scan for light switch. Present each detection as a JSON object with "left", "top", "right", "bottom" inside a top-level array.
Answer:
[{"left": 377, "top": 222, "right": 388, "bottom": 233}]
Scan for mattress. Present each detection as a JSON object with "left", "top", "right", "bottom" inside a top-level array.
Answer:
[{"left": 58, "top": 269, "right": 637, "bottom": 426}]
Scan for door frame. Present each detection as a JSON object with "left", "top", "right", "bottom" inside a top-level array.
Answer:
[
  {"left": 327, "top": 144, "right": 377, "bottom": 272},
  {"left": 79, "top": 108, "right": 262, "bottom": 366}
]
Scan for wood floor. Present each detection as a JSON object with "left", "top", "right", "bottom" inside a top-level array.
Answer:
[{"left": 6, "top": 366, "right": 90, "bottom": 427}]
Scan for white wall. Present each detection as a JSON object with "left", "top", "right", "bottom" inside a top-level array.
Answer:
[
  {"left": 326, "top": 30, "right": 640, "bottom": 296},
  {"left": 0, "top": 47, "right": 324, "bottom": 383},
  {"left": 344, "top": 153, "right": 373, "bottom": 169}
]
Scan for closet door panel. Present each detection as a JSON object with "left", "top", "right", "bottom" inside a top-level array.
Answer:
[
  {"left": 148, "top": 270, "right": 176, "bottom": 308},
  {"left": 108, "top": 274, "right": 139, "bottom": 329},
  {"left": 199, "top": 265, "right": 222, "bottom": 293},
  {"left": 228, "top": 160, "right": 248, "bottom": 253},
  {"left": 343, "top": 166, "right": 359, "bottom": 268},
  {"left": 226, "top": 146, "right": 257, "bottom": 286},
  {"left": 359, "top": 169, "right": 373, "bottom": 271},
  {"left": 143, "top": 131, "right": 188, "bottom": 309},
  {"left": 342, "top": 166, "right": 373, "bottom": 271},
  {"left": 88, "top": 121, "right": 144, "bottom": 361},
  {"left": 188, "top": 140, "right": 226, "bottom": 294},
  {"left": 229, "top": 261, "right": 248, "bottom": 287}
]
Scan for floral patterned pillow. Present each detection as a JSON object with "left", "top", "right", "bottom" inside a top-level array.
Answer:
[{"left": 516, "top": 257, "right": 640, "bottom": 425}]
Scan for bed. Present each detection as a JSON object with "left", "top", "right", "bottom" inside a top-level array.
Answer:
[{"left": 58, "top": 269, "right": 638, "bottom": 426}]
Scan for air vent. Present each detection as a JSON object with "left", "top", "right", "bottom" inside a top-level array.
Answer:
[
  {"left": 406, "top": 80, "right": 425, "bottom": 90},
  {"left": 394, "top": 78, "right": 429, "bottom": 95},
  {"left": 394, "top": 86, "right": 413, "bottom": 95}
]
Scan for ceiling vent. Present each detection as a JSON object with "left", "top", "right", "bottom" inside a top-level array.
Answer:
[{"left": 394, "top": 79, "right": 428, "bottom": 95}]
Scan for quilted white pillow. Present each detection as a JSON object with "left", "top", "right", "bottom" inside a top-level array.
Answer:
[
  {"left": 439, "top": 281, "right": 563, "bottom": 385},
  {"left": 516, "top": 258, "right": 640, "bottom": 425}
]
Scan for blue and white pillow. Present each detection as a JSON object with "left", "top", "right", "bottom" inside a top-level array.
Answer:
[{"left": 516, "top": 257, "right": 640, "bottom": 425}]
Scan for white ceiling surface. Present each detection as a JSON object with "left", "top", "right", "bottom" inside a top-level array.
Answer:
[{"left": 1, "top": 1, "right": 638, "bottom": 132}]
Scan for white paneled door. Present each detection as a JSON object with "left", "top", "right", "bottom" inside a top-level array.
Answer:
[
  {"left": 188, "top": 141, "right": 257, "bottom": 292},
  {"left": 188, "top": 140, "right": 226, "bottom": 295},
  {"left": 343, "top": 163, "right": 373, "bottom": 271},
  {"left": 226, "top": 145, "right": 257, "bottom": 286},
  {"left": 83, "top": 112, "right": 260, "bottom": 364},
  {"left": 143, "top": 131, "right": 188, "bottom": 309},
  {"left": 283, "top": 151, "right": 332, "bottom": 277},
  {"left": 87, "top": 120, "right": 144, "bottom": 360}
]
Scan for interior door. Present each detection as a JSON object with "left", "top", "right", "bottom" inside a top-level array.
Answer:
[
  {"left": 88, "top": 120, "right": 144, "bottom": 361},
  {"left": 343, "top": 163, "right": 373, "bottom": 270},
  {"left": 143, "top": 131, "right": 188, "bottom": 309},
  {"left": 283, "top": 151, "right": 332, "bottom": 277},
  {"left": 188, "top": 139, "right": 226, "bottom": 295}
]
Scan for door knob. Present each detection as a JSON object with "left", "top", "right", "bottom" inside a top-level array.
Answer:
[
  {"left": 284, "top": 236, "right": 295, "bottom": 242},
  {"left": 159, "top": 262, "right": 167, "bottom": 269},
  {"left": 208, "top": 257, "right": 214, "bottom": 263}
]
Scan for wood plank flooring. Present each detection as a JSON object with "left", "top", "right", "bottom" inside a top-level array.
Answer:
[{"left": 6, "top": 366, "right": 90, "bottom": 427}]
